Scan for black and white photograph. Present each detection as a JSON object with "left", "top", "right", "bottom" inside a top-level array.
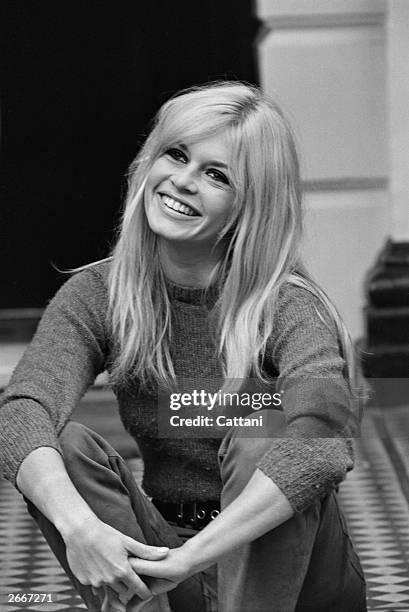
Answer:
[{"left": 1, "top": 1, "right": 409, "bottom": 611}]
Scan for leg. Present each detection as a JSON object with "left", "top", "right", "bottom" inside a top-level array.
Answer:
[
  {"left": 217, "top": 410, "right": 366, "bottom": 612},
  {"left": 25, "top": 421, "right": 205, "bottom": 611}
]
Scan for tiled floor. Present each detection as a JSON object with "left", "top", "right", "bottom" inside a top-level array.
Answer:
[
  {"left": 0, "top": 459, "right": 143, "bottom": 612},
  {"left": 339, "top": 410, "right": 409, "bottom": 611},
  {"left": 1, "top": 407, "right": 409, "bottom": 612}
]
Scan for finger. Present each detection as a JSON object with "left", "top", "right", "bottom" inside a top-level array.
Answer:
[
  {"left": 130, "top": 557, "right": 161, "bottom": 578},
  {"left": 150, "top": 578, "right": 176, "bottom": 596},
  {"left": 102, "top": 586, "right": 126, "bottom": 612},
  {"left": 123, "top": 537, "right": 169, "bottom": 560},
  {"left": 116, "top": 581, "right": 135, "bottom": 606},
  {"left": 110, "top": 580, "right": 128, "bottom": 597},
  {"left": 89, "top": 577, "right": 127, "bottom": 607},
  {"left": 126, "top": 597, "right": 153, "bottom": 612},
  {"left": 91, "top": 585, "right": 105, "bottom": 603},
  {"left": 120, "top": 568, "right": 153, "bottom": 602}
]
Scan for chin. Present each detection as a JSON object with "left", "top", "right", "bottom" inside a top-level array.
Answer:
[{"left": 146, "top": 219, "right": 190, "bottom": 243}]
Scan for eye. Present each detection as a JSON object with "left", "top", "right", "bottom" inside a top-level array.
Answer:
[
  {"left": 165, "top": 147, "right": 187, "bottom": 163},
  {"left": 206, "top": 168, "right": 230, "bottom": 185}
]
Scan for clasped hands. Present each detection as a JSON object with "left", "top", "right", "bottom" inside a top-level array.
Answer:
[{"left": 64, "top": 516, "right": 192, "bottom": 612}]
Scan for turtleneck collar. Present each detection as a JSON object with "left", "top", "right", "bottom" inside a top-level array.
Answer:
[{"left": 164, "top": 277, "right": 219, "bottom": 307}]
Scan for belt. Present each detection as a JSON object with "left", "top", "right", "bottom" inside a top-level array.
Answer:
[{"left": 152, "top": 499, "right": 221, "bottom": 530}]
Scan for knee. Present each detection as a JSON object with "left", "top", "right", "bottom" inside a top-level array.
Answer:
[
  {"left": 58, "top": 421, "right": 104, "bottom": 479},
  {"left": 59, "top": 421, "right": 89, "bottom": 457}
]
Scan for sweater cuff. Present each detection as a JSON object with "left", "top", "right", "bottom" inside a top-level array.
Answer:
[
  {"left": 0, "top": 400, "right": 61, "bottom": 486},
  {"left": 256, "top": 437, "right": 354, "bottom": 513}
]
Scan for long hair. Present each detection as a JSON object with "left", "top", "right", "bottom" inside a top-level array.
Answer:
[{"left": 107, "top": 81, "right": 358, "bottom": 392}]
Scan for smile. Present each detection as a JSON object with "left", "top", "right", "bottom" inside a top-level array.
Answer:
[{"left": 160, "top": 194, "right": 200, "bottom": 217}]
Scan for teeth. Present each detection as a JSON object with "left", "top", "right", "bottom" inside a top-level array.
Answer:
[{"left": 161, "top": 195, "right": 197, "bottom": 216}]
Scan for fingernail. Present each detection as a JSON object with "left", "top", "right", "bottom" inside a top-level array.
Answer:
[{"left": 158, "top": 547, "right": 169, "bottom": 552}]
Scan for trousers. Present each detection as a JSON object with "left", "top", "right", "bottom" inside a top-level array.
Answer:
[{"left": 26, "top": 414, "right": 366, "bottom": 612}]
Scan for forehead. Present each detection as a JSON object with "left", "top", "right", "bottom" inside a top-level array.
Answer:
[{"left": 180, "top": 132, "right": 231, "bottom": 162}]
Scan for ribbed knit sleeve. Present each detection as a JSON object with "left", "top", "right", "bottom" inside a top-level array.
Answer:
[
  {"left": 256, "top": 283, "right": 361, "bottom": 513},
  {"left": 0, "top": 264, "right": 110, "bottom": 486}
]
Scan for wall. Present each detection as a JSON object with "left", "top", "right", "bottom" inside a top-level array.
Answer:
[{"left": 256, "top": 0, "right": 392, "bottom": 339}]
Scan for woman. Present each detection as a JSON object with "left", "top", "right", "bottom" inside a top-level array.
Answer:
[{"left": 0, "top": 82, "right": 366, "bottom": 612}]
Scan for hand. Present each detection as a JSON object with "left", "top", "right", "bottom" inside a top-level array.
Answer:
[
  {"left": 62, "top": 515, "right": 169, "bottom": 607},
  {"left": 129, "top": 546, "right": 192, "bottom": 598}
]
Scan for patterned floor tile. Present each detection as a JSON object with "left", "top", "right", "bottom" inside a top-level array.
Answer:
[{"left": 337, "top": 407, "right": 409, "bottom": 611}]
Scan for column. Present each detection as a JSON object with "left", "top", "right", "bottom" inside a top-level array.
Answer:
[{"left": 256, "top": 0, "right": 389, "bottom": 339}]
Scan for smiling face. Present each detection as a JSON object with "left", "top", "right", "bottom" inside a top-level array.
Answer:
[{"left": 144, "top": 132, "right": 235, "bottom": 249}]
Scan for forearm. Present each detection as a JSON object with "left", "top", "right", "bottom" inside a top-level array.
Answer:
[
  {"left": 16, "top": 446, "right": 97, "bottom": 537},
  {"left": 182, "top": 468, "right": 293, "bottom": 574},
  {"left": 128, "top": 467, "right": 294, "bottom": 593}
]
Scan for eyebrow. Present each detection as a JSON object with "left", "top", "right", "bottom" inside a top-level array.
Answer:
[{"left": 178, "top": 142, "right": 230, "bottom": 170}]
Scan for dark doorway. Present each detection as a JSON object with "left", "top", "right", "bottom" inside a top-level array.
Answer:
[{"left": 0, "top": 1, "right": 259, "bottom": 308}]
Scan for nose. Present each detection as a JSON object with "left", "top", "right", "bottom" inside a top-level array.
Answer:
[{"left": 171, "top": 166, "right": 198, "bottom": 194}]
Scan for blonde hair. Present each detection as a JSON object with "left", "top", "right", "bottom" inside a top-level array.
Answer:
[{"left": 107, "top": 81, "right": 358, "bottom": 392}]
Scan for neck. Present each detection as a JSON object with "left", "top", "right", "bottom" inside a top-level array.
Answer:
[{"left": 159, "top": 239, "right": 225, "bottom": 288}]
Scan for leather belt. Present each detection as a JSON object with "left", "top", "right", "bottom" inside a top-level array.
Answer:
[{"left": 152, "top": 499, "right": 221, "bottom": 530}]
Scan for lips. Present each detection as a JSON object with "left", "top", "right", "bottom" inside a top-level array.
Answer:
[{"left": 160, "top": 194, "right": 200, "bottom": 217}]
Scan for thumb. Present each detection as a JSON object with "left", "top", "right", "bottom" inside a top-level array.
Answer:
[{"left": 123, "top": 536, "right": 169, "bottom": 560}]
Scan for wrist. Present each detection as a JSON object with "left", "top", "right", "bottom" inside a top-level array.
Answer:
[
  {"left": 177, "top": 536, "right": 208, "bottom": 576},
  {"left": 169, "top": 543, "right": 198, "bottom": 580},
  {"left": 56, "top": 509, "right": 99, "bottom": 541}
]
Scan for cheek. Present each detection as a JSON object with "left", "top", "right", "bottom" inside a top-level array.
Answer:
[
  {"left": 146, "top": 159, "right": 167, "bottom": 189},
  {"left": 215, "top": 193, "right": 235, "bottom": 222},
  {"left": 146, "top": 170, "right": 159, "bottom": 192}
]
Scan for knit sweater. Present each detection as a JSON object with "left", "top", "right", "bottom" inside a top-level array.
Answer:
[{"left": 0, "top": 262, "right": 360, "bottom": 512}]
